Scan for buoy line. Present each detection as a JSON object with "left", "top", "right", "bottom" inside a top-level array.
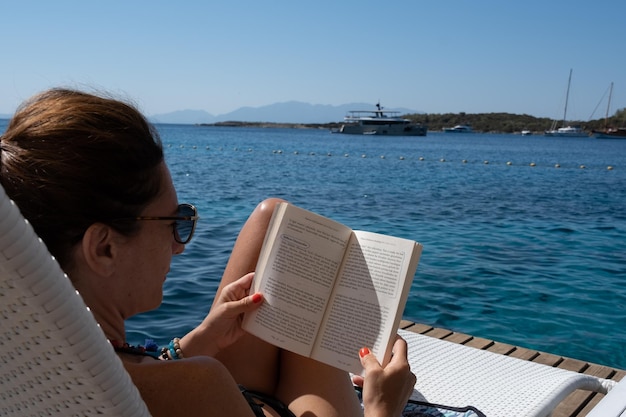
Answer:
[{"left": 165, "top": 144, "right": 618, "bottom": 171}]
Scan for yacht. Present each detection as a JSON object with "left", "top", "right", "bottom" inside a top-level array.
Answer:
[
  {"left": 544, "top": 125, "right": 588, "bottom": 137},
  {"left": 442, "top": 124, "right": 473, "bottom": 133},
  {"left": 592, "top": 128, "right": 626, "bottom": 139},
  {"left": 591, "top": 82, "right": 626, "bottom": 139},
  {"left": 544, "top": 69, "right": 588, "bottom": 138},
  {"left": 331, "top": 103, "right": 427, "bottom": 136}
]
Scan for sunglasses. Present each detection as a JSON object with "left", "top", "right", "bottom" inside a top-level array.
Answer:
[{"left": 113, "top": 203, "right": 199, "bottom": 244}]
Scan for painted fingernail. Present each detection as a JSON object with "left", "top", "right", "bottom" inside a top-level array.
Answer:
[
  {"left": 359, "top": 347, "right": 370, "bottom": 358},
  {"left": 252, "top": 293, "right": 263, "bottom": 303}
]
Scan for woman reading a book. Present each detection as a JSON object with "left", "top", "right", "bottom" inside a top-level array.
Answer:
[{"left": 0, "top": 88, "right": 416, "bottom": 417}]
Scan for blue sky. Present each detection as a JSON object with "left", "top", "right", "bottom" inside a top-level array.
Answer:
[{"left": 1, "top": 0, "right": 625, "bottom": 120}]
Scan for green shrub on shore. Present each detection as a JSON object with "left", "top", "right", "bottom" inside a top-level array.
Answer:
[{"left": 404, "top": 107, "right": 626, "bottom": 133}]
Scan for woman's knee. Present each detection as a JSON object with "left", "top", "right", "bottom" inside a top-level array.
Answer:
[{"left": 254, "top": 198, "right": 286, "bottom": 220}]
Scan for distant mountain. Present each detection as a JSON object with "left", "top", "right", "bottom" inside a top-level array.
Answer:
[
  {"left": 150, "top": 109, "right": 215, "bottom": 124},
  {"left": 149, "top": 102, "right": 419, "bottom": 125},
  {"left": 3, "top": 103, "right": 420, "bottom": 125}
]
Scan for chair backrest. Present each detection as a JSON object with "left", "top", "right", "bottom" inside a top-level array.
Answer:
[{"left": 0, "top": 185, "right": 151, "bottom": 416}]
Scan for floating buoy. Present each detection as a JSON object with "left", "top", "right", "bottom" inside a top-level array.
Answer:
[{"left": 182, "top": 147, "right": 614, "bottom": 172}]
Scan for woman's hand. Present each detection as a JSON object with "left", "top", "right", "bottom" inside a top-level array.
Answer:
[
  {"left": 181, "top": 273, "right": 264, "bottom": 357},
  {"left": 353, "top": 335, "right": 416, "bottom": 417}
]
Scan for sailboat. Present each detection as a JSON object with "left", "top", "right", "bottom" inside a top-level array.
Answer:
[
  {"left": 544, "top": 69, "right": 588, "bottom": 137},
  {"left": 592, "top": 82, "right": 626, "bottom": 139}
]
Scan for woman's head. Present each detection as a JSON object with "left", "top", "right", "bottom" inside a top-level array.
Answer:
[{"left": 0, "top": 88, "right": 165, "bottom": 269}]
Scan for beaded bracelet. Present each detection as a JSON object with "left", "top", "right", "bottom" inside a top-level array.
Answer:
[{"left": 160, "top": 337, "right": 184, "bottom": 360}]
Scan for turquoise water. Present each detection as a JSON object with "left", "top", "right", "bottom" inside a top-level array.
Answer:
[{"left": 2, "top": 120, "right": 625, "bottom": 369}]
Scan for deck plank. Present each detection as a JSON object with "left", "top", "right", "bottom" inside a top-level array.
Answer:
[
  {"left": 441, "top": 332, "right": 474, "bottom": 345},
  {"left": 398, "top": 321, "right": 624, "bottom": 417}
]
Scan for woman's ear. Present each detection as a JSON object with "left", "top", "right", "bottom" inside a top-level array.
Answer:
[{"left": 81, "top": 223, "right": 117, "bottom": 276}]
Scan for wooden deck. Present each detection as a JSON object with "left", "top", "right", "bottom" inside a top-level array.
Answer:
[{"left": 400, "top": 320, "right": 625, "bottom": 417}]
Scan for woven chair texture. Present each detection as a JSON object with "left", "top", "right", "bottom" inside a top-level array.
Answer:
[
  {"left": 0, "top": 186, "right": 151, "bottom": 416},
  {"left": 400, "top": 329, "right": 617, "bottom": 417}
]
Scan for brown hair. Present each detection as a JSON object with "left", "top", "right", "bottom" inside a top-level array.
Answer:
[{"left": 0, "top": 88, "right": 164, "bottom": 269}]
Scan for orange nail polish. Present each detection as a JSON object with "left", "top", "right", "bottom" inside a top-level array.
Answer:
[
  {"left": 359, "top": 347, "right": 370, "bottom": 358},
  {"left": 252, "top": 293, "right": 262, "bottom": 303}
]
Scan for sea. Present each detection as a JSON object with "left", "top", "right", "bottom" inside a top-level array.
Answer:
[{"left": 2, "top": 120, "right": 625, "bottom": 370}]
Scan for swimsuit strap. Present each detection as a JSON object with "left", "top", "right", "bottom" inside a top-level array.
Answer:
[{"left": 239, "top": 385, "right": 296, "bottom": 417}]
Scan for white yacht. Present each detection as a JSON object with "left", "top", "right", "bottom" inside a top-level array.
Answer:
[
  {"left": 442, "top": 124, "right": 473, "bottom": 133},
  {"left": 544, "top": 125, "right": 588, "bottom": 137},
  {"left": 544, "top": 69, "right": 588, "bottom": 138},
  {"left": 331, "top": 103, "right": 427, "bottom": 136}
]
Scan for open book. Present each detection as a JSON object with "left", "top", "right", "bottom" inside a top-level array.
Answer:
[{"left": 242, "top": 203, "right": 423, "bottom": 374}]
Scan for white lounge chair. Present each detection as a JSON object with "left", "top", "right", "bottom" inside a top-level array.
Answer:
[
  {"left": 399, "top": 328, "right": 623, "bottom": 417},
  {"left": 0, "top": 185, "right": 151, "bottom": 416}
]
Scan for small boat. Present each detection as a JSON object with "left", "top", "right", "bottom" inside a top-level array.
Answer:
[
  {"left": 591, "top": 82, "right": 626, "bottom": 139},
  {"left": 331, "top": 103, "right": 427, "bottom": 136},
  {"left": 442, "top": 124, "right": 473, "bottom": 133},
  {"left": 521, "top": 130, "right": 532, "bottom": 136},
  {"left": 544, "top": 69, "right": 588, "bottom": 137}
]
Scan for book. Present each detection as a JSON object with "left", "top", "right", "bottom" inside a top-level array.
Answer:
[{"left": 242, "top": 202, "right": 423, "bottom": 374}]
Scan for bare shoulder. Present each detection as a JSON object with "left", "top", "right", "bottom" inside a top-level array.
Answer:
[{"left": 122, "top": 356, "right": 255, "bottom": 417}]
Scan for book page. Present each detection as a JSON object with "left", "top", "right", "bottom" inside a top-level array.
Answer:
[
  {"left": 242, "top": 203, "right": 353, "bottom": 356},
  {"left": 312, "top": 231, "right": 421, "bottom": 373}
]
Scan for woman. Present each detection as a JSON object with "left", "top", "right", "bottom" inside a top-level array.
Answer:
[{"left": 0, "top": 88, "right": 416, "bottom": 417}]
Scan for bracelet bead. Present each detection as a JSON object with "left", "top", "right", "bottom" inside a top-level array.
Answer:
[{"left": 160, "top": 337, "right": 184, "bottom": 360}]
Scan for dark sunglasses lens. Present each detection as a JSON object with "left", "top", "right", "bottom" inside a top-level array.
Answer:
[{"left": 175, "top": 204, "right": 196, "bottom": 243}]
